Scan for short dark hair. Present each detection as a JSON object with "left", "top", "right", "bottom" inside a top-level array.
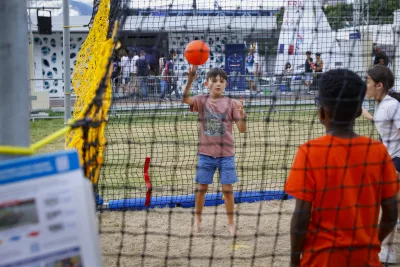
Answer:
[
  {"left": 306, "top": 51, "right": 312, "bottom": 55},
  {"left": 206, "top": 68, "right": 228, "bottom": 81},
  {"left": 367, "top": 65, "right": 394, "bottom": 91},
  {"left": 374, "top": 51, "right": 389, "bottom": 66},
  {"left": 315, "top": 52, "right": 321, "bottom": 56},
  {"left": 367, "top": 65, "right": 400, "bottom": 101},
  {"left": 318, "top": 69, "right": 366, "bottom": 125},
  {"left": 170, "top": 49, "right": 176, "bottom": 55}
]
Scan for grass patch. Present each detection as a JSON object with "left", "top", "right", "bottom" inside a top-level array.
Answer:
[
  {"left": 29, "top": 108, "right": 380, "bottom": 202},
  {"left": 30, "top": 119, "right": 66, "bottom": 154}
]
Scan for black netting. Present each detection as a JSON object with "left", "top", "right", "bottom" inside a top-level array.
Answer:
[{"left": 94, "top": 1, "right": 400, "bottom": 266}]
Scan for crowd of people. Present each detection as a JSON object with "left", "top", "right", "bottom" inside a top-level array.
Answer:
[
  {"left": 112, "top": 45, "right": 264, "bottom": 100},
  {"left": 279, "top": 46, "right": 391, "bottom": 96},
  {"left": 111, "top": 48, "right": 180, "bottom": 101},
  {"left": 112, "top": 45, "right": 392, "bottom": 101}
]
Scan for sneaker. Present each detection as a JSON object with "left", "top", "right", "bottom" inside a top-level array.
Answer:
[{"left": 379, "top": 246, "right": 397, "bottom": 264}]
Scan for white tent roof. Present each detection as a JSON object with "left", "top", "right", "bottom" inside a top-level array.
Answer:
[{"left": 123, "top": 16, "right": 276, "bottom": 32}]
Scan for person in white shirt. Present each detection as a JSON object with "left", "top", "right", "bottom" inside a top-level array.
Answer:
[
  {"left": 362, "top": 65, "right": 400, "bottom": 265},
  {"left": 129, "top": 50, "right": 140, "bottom": 98},
  {"left": 282, "top": 62, "right": 293, "bottom": 95},
  {"left": 246, "top": 46, "right": 260, "bottom": 94},
  {"left": 158, "top": 53, "right": 168, "bottom": 101},
  {"left": 120, "top": 49, "right": 130, "bottom": 95}
]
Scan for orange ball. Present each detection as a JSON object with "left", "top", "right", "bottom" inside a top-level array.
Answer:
[{"left": 184, "top": 40, "right": 210, "bottom": 65}]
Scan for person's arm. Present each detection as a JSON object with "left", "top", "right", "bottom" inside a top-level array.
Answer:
[
  {"left": 361, "top": 108, "right": 374, "bottom": 121},
  {"left": 235, "top": 97, "right": 246, "bottom": 133},
  {"left": 379, "top": 148, "right": 399, "bottom": 243},
  {"left": 290, "top": 198, "right": 312, "bottom": 266},
  {"left": 255, "top": 54, "right": 259, "bottom": 75},
  {"left": 121, "top": 58, "right": 125, "bottom": 74},
  {"left": 387, "top": 104, "right": 400, "bottom": 132},
  {"left": 285, "top": 147, "right": 315, "bottom": 266},
  {"left": 159, "top": 58, "right": 163, "bottom": 74},
  {"left": 316, "top": 61, "right": 324, "bottom": 72},
  {"left": 379, "top": 194, "right": 398, "bottom": 243},
  {"left": 182, "top": 65, "right": 198, "bottom": 105}
]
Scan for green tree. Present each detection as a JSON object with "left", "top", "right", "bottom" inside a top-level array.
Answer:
[
  {"left": 323, "top": 0, "right": 398, "bottom": 30},
  {"left": 368, "top": 0, "right": 398, "bottom": 24},
  {"left": 323, "top": 3, "right": 353, "bottom": 30}
]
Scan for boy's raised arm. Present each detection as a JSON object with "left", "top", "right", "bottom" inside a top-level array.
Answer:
[{"left": 182, "top": 65, "right": 198, "bottom": 105}]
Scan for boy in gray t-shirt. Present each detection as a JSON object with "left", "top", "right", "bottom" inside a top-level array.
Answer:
[{"left": 183, "top": 67, "right": 247, "bottom": 236}]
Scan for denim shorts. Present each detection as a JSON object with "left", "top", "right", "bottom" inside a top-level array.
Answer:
[
  {"left": 195, "top": 154, "right": 238, "bottom": 185},
  {"left": 248, "top": 74, "right": 255, "bottom": 81},
  {"left": 392, "top": 157, "right": 400, "bottom": 172},
  {"left": 304, "top": 73, "right": 313, "bottom": 82}
]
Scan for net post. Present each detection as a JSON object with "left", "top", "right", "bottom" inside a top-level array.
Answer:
[
  {"left": 0, "top": 0, "right": 30, "bottom": 161},
  {"left": 63, "top": 0, "right": 72, "bottom": 123}
]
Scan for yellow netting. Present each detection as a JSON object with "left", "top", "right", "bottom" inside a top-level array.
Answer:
[{"left": 66, "top": 0, "right": 114, "bottom": 183}]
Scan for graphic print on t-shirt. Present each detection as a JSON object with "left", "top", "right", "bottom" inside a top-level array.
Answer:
[{"left": 204, "top": 106, "right": 227, "bottom": 137}]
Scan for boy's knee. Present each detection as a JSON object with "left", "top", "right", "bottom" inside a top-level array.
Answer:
[
  {"left": 222, "top": 189, "right": 234, "bottom": 199},
  {"left": 196, "top": 185, "right": 208, "bottom": 195}
]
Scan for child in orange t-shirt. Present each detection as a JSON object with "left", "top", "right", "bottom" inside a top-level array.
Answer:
[{"left": 285, "top": 69, "right": 399, "bottom": 267}]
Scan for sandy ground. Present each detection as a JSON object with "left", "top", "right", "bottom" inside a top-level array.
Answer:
[{"left": 98, "top": 199, "right": 400, "bottom": 267}]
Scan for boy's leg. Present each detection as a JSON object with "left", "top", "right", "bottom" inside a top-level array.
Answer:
[
  {"left": 219, "top": 156, "right": 238, "bottom": 236},
  {"left": 194, "top": 184, "right": 208, "bottom": 233},
  {"left": 222, "top": 184, "right": 236, "bottom": 236},
  {"left": 380, "top": 225, "right": 397, "bottom": 263},
  {"left": 193, "top": 154, "right": 216, "bottom": 233}
]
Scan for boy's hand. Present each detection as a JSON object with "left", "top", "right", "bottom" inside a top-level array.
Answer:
[
  {"left": 236, "top": 96, "right": 245, "bottom": 118},
  {"left": 187, "top": 65, "right": 198, "bottom": 84}
]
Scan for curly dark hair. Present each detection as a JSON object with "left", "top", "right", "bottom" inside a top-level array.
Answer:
[{"left": 318, "top": 69, "right": 366, "bottom": 125}]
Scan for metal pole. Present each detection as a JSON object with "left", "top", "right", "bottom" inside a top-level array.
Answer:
[
  {"left": 0, "top": 0, "right": 30, "bottom": 160},
  {"left": 28, "top": 10, "right": 35, "bottom": 116},
  {"left": 63, "top": 0, "right": 71, "bottom": 122}
]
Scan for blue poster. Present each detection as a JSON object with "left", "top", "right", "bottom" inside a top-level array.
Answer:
[{"left": 225, "top": 44, "right": 246, "bottom": 91}]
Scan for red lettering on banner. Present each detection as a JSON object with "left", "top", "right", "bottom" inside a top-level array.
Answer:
[{"left": 288, "top": 0, "right": 303, "bottom": 7}]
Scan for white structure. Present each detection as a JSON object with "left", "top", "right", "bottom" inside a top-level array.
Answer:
[
  {"left": 31, "top": 12, "right": 277, "bottom": 99},
  {"left": 276, "top": 0, "right": 399, "bottom": 88},
  {"left": 123, "top": 14, "right": 277, "bottom": 92},
  {"left": 30, "top": 15, "right": 90, "bottom": 98},
  {"left": 275, "top": 0, "right": 341, "bottom": 75}
]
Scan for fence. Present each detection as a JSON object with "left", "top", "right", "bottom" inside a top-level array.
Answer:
[
  {"left": 110, "top": 73, "right": 328, "bottom": 98},
  {"left": 29, "top": 72, "right": 372, "bottom": 120}
]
